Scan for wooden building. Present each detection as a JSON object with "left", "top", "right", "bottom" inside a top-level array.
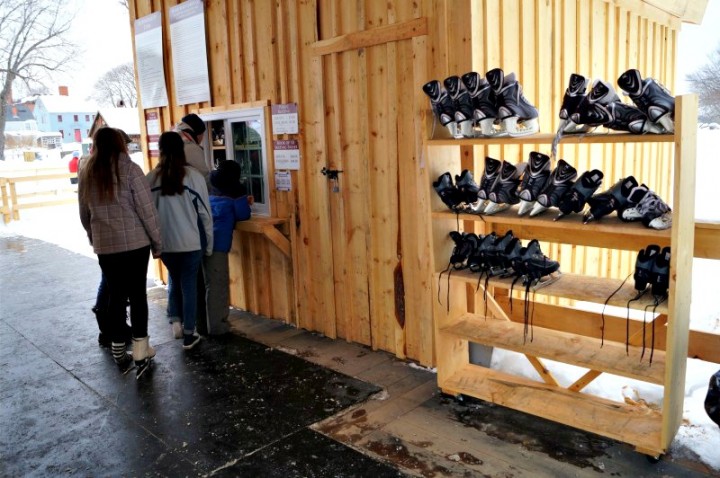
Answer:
[{"left": 127, "top": 0, "right": 716, "bottom": 364}]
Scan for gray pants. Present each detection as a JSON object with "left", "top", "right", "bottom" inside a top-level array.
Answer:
[{"left": 202, "top": 251, "right": 231, "bottom": 335}]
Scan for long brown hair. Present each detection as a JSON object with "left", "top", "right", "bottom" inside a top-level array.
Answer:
[
  {"left": 155, "top": 131, "right": 187, "bottom": 196},
  {"left": 79, "top": 127, "right": 127, "bottom": 204}
]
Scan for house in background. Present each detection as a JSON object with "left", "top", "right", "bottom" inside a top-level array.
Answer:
[
  {"left": 4, "top": 103, "right": 37, "bottom": 132},
  {"left": 33, "top": 87, "right": 97, "bottom": 144},
  {"left": 89, "top": 107, "right": 141, "bottom": 151}
]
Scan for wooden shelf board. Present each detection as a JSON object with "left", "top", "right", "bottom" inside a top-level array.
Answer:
[
  {"left": 426, "top": 132, "right": 674, "bottom": 146},
  {"left": 441, "top": 365, "right": 663, "bottom": 454},
  {"left": 212, "top": 145, "right": 226, "bottom": 150},
  {"left": 440, "top": 269, "right": 668, "bottom": 314},
  {"left": 432, "top": 208, "right": 670, "bottom": 251},
  {"left": 442, "top": 316, "right": 665, "bottom": 384}
]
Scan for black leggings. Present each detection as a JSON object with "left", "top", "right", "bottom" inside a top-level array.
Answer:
[{"left": 98, "top": 246, "right": 151, "bottom": 341}]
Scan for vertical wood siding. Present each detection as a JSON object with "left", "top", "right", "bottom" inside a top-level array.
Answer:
[{"left": 129, "top": 0, "right": 680, "bottom": 366}]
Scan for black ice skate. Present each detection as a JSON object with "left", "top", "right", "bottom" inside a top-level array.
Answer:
[
  {"left": 422, "top": 80, "right": 459, "bottom": 137},
  {"left": 520, "top": 239, "right": 561, "bottom": 290},
  {"left": 617, "top": 69, "right": 675, "bottom": 133},
  {"left": 484, "top": 161, "right": 527, "bottom": 215},
  {"left": 558, "top": 74, "right": 592, "bottom": 134},
  {"left": 556, "top": 169, "right": 604, "bottom": 220},
  {"left": 461, "top": 71, "right": 506, "bottom": 137},
  {"left": 650, "top": 246, "right": 671, "bottom": 298},
  {"left": 433, "top": 172, "right": 463, "bottom": 211},
  {"left": 466, "top": 156, "right": 501, "bottom": 215},
  {"left": 444, "top": 75, "right": 475, "bottom": 138},
  {"left": 454, "top": 169, "right": 481, "bottom": 208},
  {"left": 583, "top": 176, "right": 638, "bottom": 223},
  {"left": 633, "top": 244, "right": 661, "bottom": 292},
  {"left": 486, "top": 68, "right": 539, "bottom": 137},
  {"left": 517, "top": 152, "right": 551, "bottom": 215},
  {"left": 529, "top": 159, "right": 577, "bottom": 217}
]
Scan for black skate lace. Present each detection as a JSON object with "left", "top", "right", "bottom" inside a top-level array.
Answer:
[
  {"left": 644, "top": 295, "right": 667, "bottom": 364},
  {"left": 625, "top": 288, "right": 648, "bottom": 354},
  {"left": 600, "top": 273, "right": 632, "bottom": 347}
]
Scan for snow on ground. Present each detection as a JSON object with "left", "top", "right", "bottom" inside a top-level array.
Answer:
[{"left": 1, "top": 131, "right": 719, "bottom": 469}]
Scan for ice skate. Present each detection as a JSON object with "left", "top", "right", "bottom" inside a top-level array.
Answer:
[
  {"left": 633, "top": 244, "right": 661, "bottom": 292},
  {"left": 422, "top": 80, "right": 459, "bottom": 137},
  {"left": 467, "top": 156, "right": 502, "bottom": 215},
  {"left": 584, "top": 176, "right": 638, "bottom": 223},
  {"left": 448, "top": 231, "right": 477, "bottom": 270},
  {"left": 486, "top": 68, "right": 539, "bottom": 137},
  {"left": 484, "top": 161, "right": 527, "bottom": 215},
  {"left": 467, "top": 232, "right": 497, "bottom": 274},
  {"left": 558, "top": 74, "right": 592, "bottom": 134},
  {"left": 650, "top": 247, "right": 671, "bottom": 297},
  {"left": 517, "top": 152, "right": 551, "bottom": 215},
  {"left": 529, "top": 159, "right": 577, "bottom": 217},
  {"left": 444, "top": 75, "right": 475, "bottom": 137},
  {"left": 556, "top": 169, "right": 604, "bottom": 220},
  {"left": 621, "top": 184, "right": 671, "bottom": 229},
  {"left": 520, "top": 239, "right": 562, "bottom": 290},
  {"left": 617, "top": 69, "right": 675, "bottom": 133},
  {"left": 461, "top": 71, "right": 506, "bottom": 137},
  {"left": 645, "top": 211, "right": 672, "bottom": 230},
  {"left": 433, "top": 172, "right": 463, "bottom": 211},
  {"left": 454, "top": 169, "right": 480, "bottom": 209}
]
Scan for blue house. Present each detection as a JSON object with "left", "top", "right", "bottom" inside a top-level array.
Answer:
[{"left": 33, "top": 95, "right": 97, "bottom": 144}]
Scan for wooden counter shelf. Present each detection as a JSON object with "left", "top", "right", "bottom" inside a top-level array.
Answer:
[
  {"left": 235, "top": 216, "right": 290, "bottom": 258},
  {"left": 441, "top": 268, "right": 668, "bottom": 314},
  {"left": 441, "top": 315, "right": 665, "bottom": 384},
  {"left": 432, "top": 208, "right": 671, "bottom": 252}
]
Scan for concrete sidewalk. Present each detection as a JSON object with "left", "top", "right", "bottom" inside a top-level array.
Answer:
[{"left": 0, "top": 234, "right": 715, "bottom": 477}]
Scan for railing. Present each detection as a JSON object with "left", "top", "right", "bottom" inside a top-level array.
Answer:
[{"left": 0, "top": 172, "right": 78, "bottom": 223}]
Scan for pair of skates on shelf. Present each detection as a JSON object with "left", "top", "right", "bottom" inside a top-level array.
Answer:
[
  {"left": 434, "top": 153, "right": 671, "bottom": 229},
  {"left": 423, "top": 68, "right": 539, "bottom": 138},
  {"left": 557, "top": 69, "right": 675, "bottom": 137}
]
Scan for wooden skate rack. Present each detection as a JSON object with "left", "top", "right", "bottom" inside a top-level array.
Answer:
[{"left": 426, "top": 95, "right": 697, "bottom": 458}]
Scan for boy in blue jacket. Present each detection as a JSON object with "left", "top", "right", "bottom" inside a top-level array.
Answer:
[{"left": 202, "top": 160, "right": 252, "bottom": 335}]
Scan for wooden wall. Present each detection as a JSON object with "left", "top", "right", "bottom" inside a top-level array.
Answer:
[{"left": 128, "top": 0, "right": 690, "bottom": 367}]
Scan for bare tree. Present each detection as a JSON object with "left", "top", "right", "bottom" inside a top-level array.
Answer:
[
  {"left": 91, "top": 62, "right": 138, "bottom": 107},
  {"left": 685, "top": 42, "right": 720, "bottom": 123},
  {"left": 0, "top": 0, "right": 77, "bottom": 160}
]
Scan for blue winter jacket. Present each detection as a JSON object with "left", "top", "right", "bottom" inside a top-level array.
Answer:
[{"left": 210, "top": 195, "right": 251, "bottom": 252}]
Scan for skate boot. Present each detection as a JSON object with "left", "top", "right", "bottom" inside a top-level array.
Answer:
[
  {"left": 461, "top": 72, "right": 505, "bottom": 137},
  {"left": 569, "top": 79, "right": 622, "bottom": 126},
  {"left": 584, "top": 176, "right": 638, "bottom": 223},
  {"left": 466, "top": 156, "right": 501, "bottom": 215},
  {"left": 467, "top": 232, "right": 497, "bottom": 274},
  {"left": 633, "top": 244, "right": 661, "bottom": 292},
  {"left": 486, "top": 68, "right": 539, "bottom": 136},
  {"left": 448, "top": 231, "right": 478, "bottom": 270},
  {"left": 529, "top": 159, "right": 577, "bottom": 217},
  {"left": 454, "top": 169, "right": 480, "bottom": 209},
  {"left": 486, "top": 230, "right": 517, "bottom": 276},
  {"left": 620, "top": 184, "right": 672, "bottom": 229},
  {"left": 444, "top": 75, "right": 475, "bottom": 137},
  {"left": 650, "top": 247, "right": 671, "bottom": 297},
  {"left": 558, "top": 74, "right": 592, "bottom": 134},
  {"left": 433, "top": 172, "right": 463, "bottom": 211},
  {"left": 556, "top": 169, "right": 604, "bottom": 220},
  {"left": 617, "top": 69, "right": 675, "bottom": 133},
  {"left": 517, "top": 152, "right": 551, "bottom": 215},
  {"left": 520, "top": 239, "right": 562, "bottom": 290},
  {"left": 132, "top": 336, "right": 156, "bottom": 379},
  {"left": 422, "top": 80, "right": 458, "bottom": 137},
  {"left": 484, "top": 161, "right": 527, "bottom": 215}
]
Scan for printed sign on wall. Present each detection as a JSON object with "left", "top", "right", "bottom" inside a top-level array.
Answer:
[
  {"left": 273, "top": 139, "right": 300, "bottom": 170},
  {"left": 134, "top": 12, "right": 169, "bottom": 108},
  {"left": 271, "top": 103, "right": 299, "bottom": 135},
  {"left": 169, "top": 0, "right": 211, "bottom": 105}
]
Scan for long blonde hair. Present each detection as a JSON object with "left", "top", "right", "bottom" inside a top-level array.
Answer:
[{"left": 79, "top": 127, "right": 127, "bottom": 204}]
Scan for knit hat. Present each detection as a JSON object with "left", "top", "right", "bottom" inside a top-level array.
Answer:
[
  {"left": 210, "top": 160, "right": 245, "bottom": 198},
  {"left": 180, "top": 113, "right": 206, "bottom": 136}
]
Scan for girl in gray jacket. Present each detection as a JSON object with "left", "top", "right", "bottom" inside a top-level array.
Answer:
[{"left": 148, "top": 131, "right": 213, "bottom": 350}]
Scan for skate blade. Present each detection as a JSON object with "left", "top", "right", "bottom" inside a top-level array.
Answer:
[
  {"left": 656, "top": 114, "right": 675, "bottom": 134},
  {"left": 459, "top": 120, "right": 475, "bottom": 138},
  {"left": 561, "top": 119, "right": 593, "bottom": 134},
  {"left": 531, "top": 271, "right": 562, "bottom": 291},
  {"left": 483, "top": 202, "right": 510, "bottom": 215},
  {"left": 465, "top": 200, "right": 487, "bottom": 215},
  {"left": 517, "top": 200, "right": 535, "bottom": 216},
  {"left": 504, "top": 117, "right": 539, "bottom": 137},
  {"left": 529, "top": 202, "right": 548, "bottom": 217},
  {"left": 478, "top": 118, "right": 508, "bottom": 137},
  {"left": 446, "top": 122, "right": 460, "bottom": 138}
]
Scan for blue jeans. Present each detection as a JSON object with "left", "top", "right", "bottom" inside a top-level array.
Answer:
[{"left": 161, "top": 251, "right": 203, "bottom": 335}]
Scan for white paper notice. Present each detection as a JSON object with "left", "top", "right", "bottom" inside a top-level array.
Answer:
[
  {"left": 169, "top": 0, "right": 211, "bottom": 105},
  {"left": 275, "top": 171, "right": 292, "bottom": 191},
  {"left": 271, "top": 104, "right": 299, "bottom": 135},
  {"left": 134, "top": 12, "right": 169, "bottom": 109},
  {"left": 273, "top": 139, "right": 300, "bottom": 170}
]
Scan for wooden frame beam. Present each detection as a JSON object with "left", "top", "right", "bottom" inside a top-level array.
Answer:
[{"left": 310, "top": 17, "right": 428, "bottom": 56}]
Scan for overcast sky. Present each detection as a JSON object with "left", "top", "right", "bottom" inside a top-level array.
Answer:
[{"left": 50, "top": 0, "right": 720, "bottom": 100}]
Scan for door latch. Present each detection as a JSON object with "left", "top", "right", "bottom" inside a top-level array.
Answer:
[{"left": 321, "top": 167, "right": 343, "bottom": 192}]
